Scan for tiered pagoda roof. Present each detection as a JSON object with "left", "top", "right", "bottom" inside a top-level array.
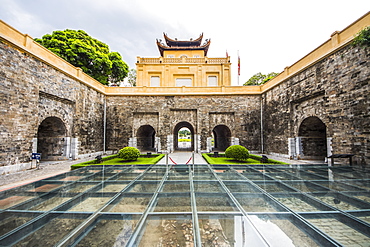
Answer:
[{"left": 156, "top": 33, "right": 211, "bottom": 56}]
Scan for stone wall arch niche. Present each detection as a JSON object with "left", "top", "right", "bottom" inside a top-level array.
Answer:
[
  {"left": 136, "top": 125, "right": 156, "bottom": 152},
  {"left": 296, "top": 116, "right": 328, "bottom": 161},
  {"left": 212, "top": 125, "right": 232, "bottom": 151},
  {"left": 36, "top": 116, "right": 70, "bottom": 161}
]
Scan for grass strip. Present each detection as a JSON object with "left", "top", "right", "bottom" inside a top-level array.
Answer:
[
  {"left": 71, "top": 154, "right": 165, "bottom": 170},
  {"left": 202, "top": 153, "right": 287, "bottom": 165}
]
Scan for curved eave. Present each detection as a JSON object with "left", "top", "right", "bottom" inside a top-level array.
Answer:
[
  {"left": 163, "top": 33, "right": 203, "bottom": 47},
  {"left": 156, "top": 39, "right": 211, "bottom": 56}
]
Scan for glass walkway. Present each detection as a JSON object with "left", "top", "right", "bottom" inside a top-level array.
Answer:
[{"left": 0, "top": 164, "right": 370, "bottom": 246}]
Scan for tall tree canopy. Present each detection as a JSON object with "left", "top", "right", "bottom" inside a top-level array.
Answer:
[
  {"left": 243, "top": 72, "right": 279, "bottom": 86},
  {"left": 35, "top": 29, "right": 128, "bottom": 85}
]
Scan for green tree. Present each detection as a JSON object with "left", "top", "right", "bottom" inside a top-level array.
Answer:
[
  {"left": 243, "top": 72, "right": 279, "bottom": 86},
  {"left": 127, "top": 69, "right": 137, "bottom": 86},
  {"left": 178, "top": 128, "right": 191, "bottom": 138},
  {"left": 35, "top": 29, "right": 128, "bottom": 85},
  {"left": 352, "top": 26, "right": 370, "bottom": 48}
]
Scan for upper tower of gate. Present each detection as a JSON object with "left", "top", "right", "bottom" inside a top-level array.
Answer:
[
  {"left": 136, "top": 33, "right": 231, "bottom": 87},
  {"left": 157, "top": 33, "right": 210, "bottom": 57}
]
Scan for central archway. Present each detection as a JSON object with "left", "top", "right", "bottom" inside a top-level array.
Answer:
[
  {"left": 37, "top": 117, "right": 67, "bottom": 160},
  {"left": 212, "top": 125, "right": 231, "bottom": 151},
  {"left": 174, "top": 122, "right": 194, "bottom": 151},
  {"left": 298, "top": 116, "right": 327, "bottom": 160},
  {"left": 136, "top": 125, "right": 156, "bottom": 151}
]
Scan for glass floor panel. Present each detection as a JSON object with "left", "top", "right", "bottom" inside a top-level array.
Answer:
[
  {"left": 271, "top": 193, "right": 334, "bottom": 212},
  {"left": 304, "top": 214, "right": 370, "bottom": 246},
  {"left": 1, "top": 164, "right": 370, "bottom": 246},
  {"left": 196, "top": 194, "right": 238, "bottom": 212},
  {"left": 224, "top": 181, "right": 260, "bottom": 193},
  {"left": 127, "top": 181, "right": 160, "bottom": 193},
  {"left": 29, "top": 196, "right": 73, "bottom": 211},
  {"left": 0, "top": 195, "right": 36, "bottom": 210},
  {"left": 249, "top": 214, "right": 321, "bottom": 247},
  {"left": 75, "top": 215, "right": 140, "bottom": 247},
  {"left": 10, "top": 213, "right": 88, "bottom": 246},
  {"left": 137, "top": 215, "right": 193, "bottom": 246},
  {"left": 0, "top": 212, "right": 40, "bottom": 237},
  {"left": 311, "top": 194, "right": 365, "bottom": 211},
  {"left": 198, "top": 215, "right": 240, "bottom": 246},
  {"left": 96, "top": 182, "right": 129, "bottom": 193},
  {"left": 235, "top": 194, "right": 286, "bottom": 212},
  {"left": 154, "top": 194, "right": 192, "bottom": 212},
  {"left": 66, "top": 196, "right": 112, "bottom": 212},
  {"left": 162, "top": 181, "right": 190, "bottom": 192},
  {"left": 241, "top": 172, "right": 273, "bottom": 181},
  {"left": 109, "top": 195, "right": 152, "bottom": 213},
  {"left": 64, "top": 183, "right": 97, "bottom": 193}
]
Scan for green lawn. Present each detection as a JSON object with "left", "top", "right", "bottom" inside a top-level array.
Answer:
[
  {"left": 71, "top": 154, "right": 165, "bottom": 170},
  {"left": 202, "top": 153, "right": 287, "bottom": 165}
]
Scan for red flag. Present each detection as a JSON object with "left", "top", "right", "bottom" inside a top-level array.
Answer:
[
  {"left": 226, "top": 50, "right": 229, "bottom": 57},
  {"left": 238, "top": 54, "right": 240, "bottom": 76}
]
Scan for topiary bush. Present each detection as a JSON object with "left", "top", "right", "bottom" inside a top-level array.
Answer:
[
  {"left": 118, "top": 147, "right": 141, "bottom": 161},
  {"left": 225, "top": 145, "right": 249, "bottom": 161}
]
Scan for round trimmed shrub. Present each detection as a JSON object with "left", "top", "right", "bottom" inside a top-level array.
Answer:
[
  {"left": 225, "top": 145, "right": 249, "bottom": 161},
  {"left": 118, "top": 147, "right": 141, "bottom": 161}
]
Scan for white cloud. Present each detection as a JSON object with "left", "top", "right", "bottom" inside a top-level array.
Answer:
[{"left": 1, "top": 0, "right": 369, "bottom": 85}]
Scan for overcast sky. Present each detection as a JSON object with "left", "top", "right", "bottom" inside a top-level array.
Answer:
[{"left": 1, "top": 0, "right": 369, "bottom": 85}]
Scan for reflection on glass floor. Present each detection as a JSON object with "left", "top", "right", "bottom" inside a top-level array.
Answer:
[{"left": 1, "top": 164, "right": 370, "bottom": 246}]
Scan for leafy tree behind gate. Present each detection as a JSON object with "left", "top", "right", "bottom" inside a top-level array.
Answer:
[{"left": 35, "top": 29, "right": 128, "bottom": 85}]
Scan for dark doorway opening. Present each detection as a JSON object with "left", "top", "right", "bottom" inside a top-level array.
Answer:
[
  {"left": 37, "top": 117, "right": 67, "bottom": 160},
  {"left": 137, "top": 125, "right": 156, "bottom": 151},
  {"left": 298, "top": 116, "right": 327, "bottom": 160},
  {"left": 212, "top": 125, "right": 231, "bottom": 151}
]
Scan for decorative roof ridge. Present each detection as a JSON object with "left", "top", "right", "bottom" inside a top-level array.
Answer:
[
  {"left": 163, "top": 33, "right": 203, "bottom": 46},
  {"left": 156, "top": 38, "right": 211, "bottom": 56}
]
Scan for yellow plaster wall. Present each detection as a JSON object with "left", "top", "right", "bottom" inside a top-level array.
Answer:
[{"left": 136, "top": 56, "right": 231, "bottom": 87}]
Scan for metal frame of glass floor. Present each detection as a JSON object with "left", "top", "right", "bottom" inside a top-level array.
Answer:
[{"left": 1, "top": 164, "right": 370, "bottom": 246}]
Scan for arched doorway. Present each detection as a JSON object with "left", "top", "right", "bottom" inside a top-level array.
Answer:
[
  {"left": 212, "top": 125, "right": 231, "bottom": 151},
  {"left": 174, "top": 122, "right": 194, "bottom": 151},
  {"left": 37, "top": 117, "right": 67, "bottom": 160},
  {"left": 298, "top": 116, "right": 327, "bottom": 160},
  {"left": 136, "top": 125, "right": 156, "bottom": 151}
]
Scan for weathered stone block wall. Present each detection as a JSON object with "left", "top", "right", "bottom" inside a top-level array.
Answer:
[
  {"left": 0, "top": 41, "right": 105, "bottom": 171},
  {"left": 1, "top": 18, "right": 369, "bottom": 173},
  {"left": 106, "top": 95, "right": 261, "bottom": 152},
  {"left": 0, "top": 42, "right": 39, "bottom": 166},
  {"left": 263, "top": 44, "right": 369, "bottom": 164}
]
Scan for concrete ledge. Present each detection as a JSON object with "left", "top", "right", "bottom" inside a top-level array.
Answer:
[{"left": 0, "top": 162, "right": 33, "bottom": 175}]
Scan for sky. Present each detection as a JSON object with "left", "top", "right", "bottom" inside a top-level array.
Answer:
[{"left": 1, "top": 0, "right": 369, "bottom": 85}]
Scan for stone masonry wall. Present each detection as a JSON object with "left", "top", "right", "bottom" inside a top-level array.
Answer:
[
  {"left": 1, "top": 24, "right": 369, "bottom": 173},
  {"left": 106, "top": 95, "right": 261, "bottom": 152},
  {"left": 263, "top": 44, "right": 370, "bottom": 165},
  {"left": 0, "top": 40, "right": 105, "bottom": 172}
]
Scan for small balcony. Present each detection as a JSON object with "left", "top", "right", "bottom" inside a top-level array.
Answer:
[{"left": 137, "top": 57, "right": 230, "bottom": 64}]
